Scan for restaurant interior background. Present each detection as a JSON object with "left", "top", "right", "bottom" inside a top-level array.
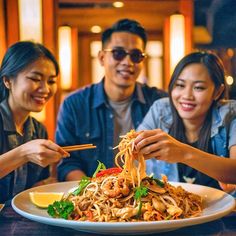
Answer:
[{"left": 0, "top": 0, "right": 236, "bottom": 141}]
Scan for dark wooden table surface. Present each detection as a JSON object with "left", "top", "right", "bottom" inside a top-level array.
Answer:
[{"left": 1, "top": 202, "right": 236, "bottom": 236}]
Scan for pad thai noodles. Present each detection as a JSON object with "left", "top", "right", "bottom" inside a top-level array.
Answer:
[{"left": 47, "top": 130, "right": 203, "bottom": 222}]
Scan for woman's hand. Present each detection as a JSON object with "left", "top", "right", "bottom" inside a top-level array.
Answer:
[
  {"left": 19, "top": 139, "right": 69, "bottom": 167},
  {"left": 134, "top": 129, "right": 189, "bottom": 163}
]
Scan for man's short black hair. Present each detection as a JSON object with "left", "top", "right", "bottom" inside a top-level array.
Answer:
[{"left": 101, "top": 18, "right": 147, "bottom": 48}]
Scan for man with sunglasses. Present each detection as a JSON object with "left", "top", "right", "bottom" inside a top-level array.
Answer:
[{"left": 56, "top": 18, "right": 167, "bottom": 181}]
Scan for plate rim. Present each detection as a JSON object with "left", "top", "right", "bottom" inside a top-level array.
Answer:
[{"left": 11, "top": 181, "right": 236, "bottom": 234}]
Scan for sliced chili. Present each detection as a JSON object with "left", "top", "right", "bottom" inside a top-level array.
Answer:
[{"left": 96, "top": 167, "right": 122, "bottom": 177}]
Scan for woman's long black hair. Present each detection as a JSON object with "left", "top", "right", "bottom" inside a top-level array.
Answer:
[
  {"left": 0, "top": 41, "right": 59, "bottom": 102},
  {"left": 168, "top": 51, "right": 228, "bottom": 151}
]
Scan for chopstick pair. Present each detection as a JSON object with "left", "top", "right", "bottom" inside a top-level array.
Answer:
[{"left": 62, "top": 143, "right": 96, "bottom": 152}]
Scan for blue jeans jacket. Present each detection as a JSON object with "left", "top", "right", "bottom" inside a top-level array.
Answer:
[
  {"left": 138, "top": 97, "right": 236, "bottom": 188},
  {"left": 56, "top": 80, "right": 167, "bottom": 181},
  {"left": 0, "top": 100, "right": 49, "bottom": 203}
]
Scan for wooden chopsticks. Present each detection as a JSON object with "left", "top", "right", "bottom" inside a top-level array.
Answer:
[{"left": 62, "top": 144, "right": 96, "bottom": 152}]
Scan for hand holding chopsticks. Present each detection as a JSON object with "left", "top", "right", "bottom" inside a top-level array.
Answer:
[{"left": 62, "top": 143, "right": 96, "bottom": 152}]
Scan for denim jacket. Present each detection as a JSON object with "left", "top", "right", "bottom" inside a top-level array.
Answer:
[
  {"left": 56, "top": 79, "right": 167, "bottom": 181},
  {"left": 0, "top": 99, "right": 49, "bottom": 203},
  {"left": 138, "top": 97, "right": 236, "bottom": 186}
]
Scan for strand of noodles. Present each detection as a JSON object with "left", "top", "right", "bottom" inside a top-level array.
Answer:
[
  {"left": 137, "top": 152, "right": 146, "bottom": 186},
  {"left": 114, "top": 130, "right": 146, "bottom": 187}
]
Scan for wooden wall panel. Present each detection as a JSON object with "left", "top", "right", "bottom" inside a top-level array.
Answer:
[
  {"left": 78, "top": 34, "right": 91, "bottom": 87},
  {"left": 0, "top": 0, "right": 7, "bottom": 62},
  {"left": 5, "top": 0, "right": 19, "bottom": 45},
  {"left": 163, "top": 17, "right": 170, "bottom": 91},
  {"left": 42, "top": 0, "right": 58, "bottom": 141},
  {"left": 71, "top": 27, "right": 79, "bottom": 90},
  {"left": 180, "top": 0, "right": 193, "bottom": 54}
]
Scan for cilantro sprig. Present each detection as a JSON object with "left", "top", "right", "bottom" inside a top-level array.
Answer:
[
  {"left": 134, "top": 185, "right": 148, "bottom": 217},
  {"left": 134, "top": 185, "right": 148, "bottom": 200},
  {"left": 47, "top": 200, "right": 74, "bottom": 219}
]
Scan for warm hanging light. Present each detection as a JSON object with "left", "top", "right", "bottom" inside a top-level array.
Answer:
[
  {"left": 90, "top": 25, "right": 102, "bottom": 34},
  {"left": 18, "top": 0, "right": 42, "bottom": 42},
  {"left": 58, "top": 26, "right": 72, "bottom": 90},
  {"left": 226, "top": 75, "right": 234, "bottom": 86},
  {"left": 113, "top": 1, "right": 124, "bottom": 8},
  {"left": 169, "top": 13, "right": 185, "bottom": 74}
]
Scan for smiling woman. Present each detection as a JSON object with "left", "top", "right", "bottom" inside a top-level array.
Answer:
[
  {"left": 0, "top": 41, "right": 69, "bottom": 204},
  {"left": 135, "top": 51, "right": 236, "bottom": 192}
]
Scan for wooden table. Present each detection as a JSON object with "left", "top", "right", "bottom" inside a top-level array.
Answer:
[{"left": 1, "top": 202, "right": 236, "bottom": 236}]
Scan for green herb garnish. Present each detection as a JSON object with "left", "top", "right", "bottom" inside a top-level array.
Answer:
[
  {"left": 92, "top": 160, "right": 106, "bottom": 177},
  {"left": 73, "top": 176, "right": 91, "bottom": 196},
  {"left": 47, "top": 200, "right": 74, "bottom": 219},
  {"left": 134, "top": 185, "right": 148, "bottom": 200},
  {"left": 134, "top": 185, "right": 148, "bottom": 217}
]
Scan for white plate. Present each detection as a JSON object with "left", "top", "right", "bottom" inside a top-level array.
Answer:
[{"left": 12, "top": 181, "right": 235, "bottom": 235}]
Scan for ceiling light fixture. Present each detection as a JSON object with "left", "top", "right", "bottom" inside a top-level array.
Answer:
[
  {"left": 91, "top": 25, "right": 102, "bottom": 33},
  {"left": 112, "top": 1, "right": 124, "bottom": 8},
  {"left": 226, "top": 75, "right": 234, "bottom": 86}
]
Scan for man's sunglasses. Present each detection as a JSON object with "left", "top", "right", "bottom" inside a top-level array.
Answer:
[{"left": 103, "top": 48, "right": 146, "bottom": 64}]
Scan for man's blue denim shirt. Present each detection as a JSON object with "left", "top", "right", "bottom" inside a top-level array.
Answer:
[
  {"left": 138, "top": 97, "right": 236, "bottom": 186},
  {"left": 56, "top": 80, "right": 167, "bottom": 181}
]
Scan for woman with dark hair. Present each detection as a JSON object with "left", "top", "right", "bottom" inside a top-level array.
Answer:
[
  {"left": 134, "top": 51, "right": 236, "bottom": 192},
  {"left": 0, "top": 41, "right": 68, "bottom": 203}
]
